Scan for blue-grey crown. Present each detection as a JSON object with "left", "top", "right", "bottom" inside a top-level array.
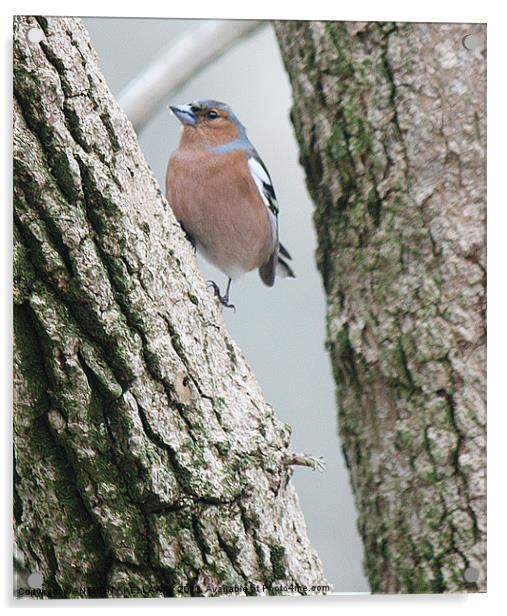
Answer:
[{"left": 192, "top": 99, "right": 246, "bottom": 136}]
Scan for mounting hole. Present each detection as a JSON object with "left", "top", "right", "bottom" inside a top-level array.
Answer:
[
  {"left": 27, "top": 571, "right": 44, "bottom": 589},
  {"left": 26, "top": 27, "right": 44, "bottom": 44},
  {"left": 463, "top": 566, "right": 479, "bottom": 583},
  {"left": 462, "top": 34, "right": 482, "bottom": 51}
]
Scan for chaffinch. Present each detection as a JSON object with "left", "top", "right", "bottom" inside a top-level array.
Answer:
[{"left": 166, "top": 99, "right": 295, "bottom": 309}]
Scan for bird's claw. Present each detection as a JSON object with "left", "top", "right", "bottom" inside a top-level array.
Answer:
[
  {"left": 207, "top": 280, "right": 236, "bottom": 311},
  {"left": 180, "top": 224, "right": 196, "bottom": 253}
]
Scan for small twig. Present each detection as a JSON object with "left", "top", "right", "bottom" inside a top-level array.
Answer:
[{"left": 282, "top": 452, "right": 326, "bottom": 472}]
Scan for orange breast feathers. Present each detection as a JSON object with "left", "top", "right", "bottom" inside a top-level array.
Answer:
[{"left": 166, "top": 147, "right": 275, "bottom": 279}]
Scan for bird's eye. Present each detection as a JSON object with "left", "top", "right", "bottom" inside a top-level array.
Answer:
[{"left": 207, "top": 110, "right": 219, "bottom": 119}]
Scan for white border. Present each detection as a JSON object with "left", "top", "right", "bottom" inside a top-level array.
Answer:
[{"left": 3, "top": 2, "right": 504, "bottom": 614}]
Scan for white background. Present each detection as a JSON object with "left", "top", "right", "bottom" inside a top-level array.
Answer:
[{"left": 3, "top": 0, "right": 503, "bottom": 614}]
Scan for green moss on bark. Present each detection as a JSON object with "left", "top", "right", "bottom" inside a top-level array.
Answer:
[{"left": 275, "top": 20, "right": 486, "bottom": 593}]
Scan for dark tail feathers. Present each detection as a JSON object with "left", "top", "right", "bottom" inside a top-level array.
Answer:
[{"left": 259, "top": 243, "right": 295, "bottom": 287}]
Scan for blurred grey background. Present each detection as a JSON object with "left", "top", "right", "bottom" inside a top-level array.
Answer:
[{"left": 83, "top": 17, "right": 368, "bottom": 592}]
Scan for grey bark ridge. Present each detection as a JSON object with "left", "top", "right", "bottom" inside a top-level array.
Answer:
[
  {"left": 275, "top": 21, "right": 486, "bottom": 593},
  {"left": 13, "top": 15, "right": 328, "bottom": 598}
]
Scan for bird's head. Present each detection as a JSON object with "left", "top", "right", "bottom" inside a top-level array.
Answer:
[{"left": 169, "top": 100, "right": 245, "bottom": 145}]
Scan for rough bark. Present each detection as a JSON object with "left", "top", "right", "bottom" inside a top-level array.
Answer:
[
  {"left": 13, "top": 15, "right": 328, "bottom": 598},
  {"left": 275, "top": 21, "right": 486, "bottom": 593}
]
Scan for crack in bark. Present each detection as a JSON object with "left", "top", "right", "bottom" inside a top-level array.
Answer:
[{"left": 15, "top": 304, "right": 114, "bottom": 595}]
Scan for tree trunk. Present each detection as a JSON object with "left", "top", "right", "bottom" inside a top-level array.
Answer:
[
  {"left": 275, "top": 21, "right": 486, "bottom": 593},
  {"left": 13, "top": 15, "right": 328, "bottom": 598}
]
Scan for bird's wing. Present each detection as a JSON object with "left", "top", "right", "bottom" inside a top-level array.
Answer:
[
  {"left": 246, "top": 153, "right": 279, "bottom": 286},
  {"left": 247, "top": 154, "right": 279, "bottom": 218},
  {"left": 247, "top": 155, "right": 293, "bottom": 261}
]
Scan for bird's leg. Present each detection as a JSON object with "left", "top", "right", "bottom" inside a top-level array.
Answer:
[
  {"left": 207, "top": 277, "right": 236, "bottom": 311},
  {"left": 223, "top": 278, "right": 232, "bottom": 305}
]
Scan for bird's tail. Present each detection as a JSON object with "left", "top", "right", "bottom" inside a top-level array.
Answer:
[
  {"left": 276, "top": 254, "right": 295, "bottom": 279},
  {"left": 259, "top": 242, "right": 295, "bottom": 286}
]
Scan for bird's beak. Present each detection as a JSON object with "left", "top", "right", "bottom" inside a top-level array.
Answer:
[{"left": 169, "top": 104, "right": 197, "bottom": 126}]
